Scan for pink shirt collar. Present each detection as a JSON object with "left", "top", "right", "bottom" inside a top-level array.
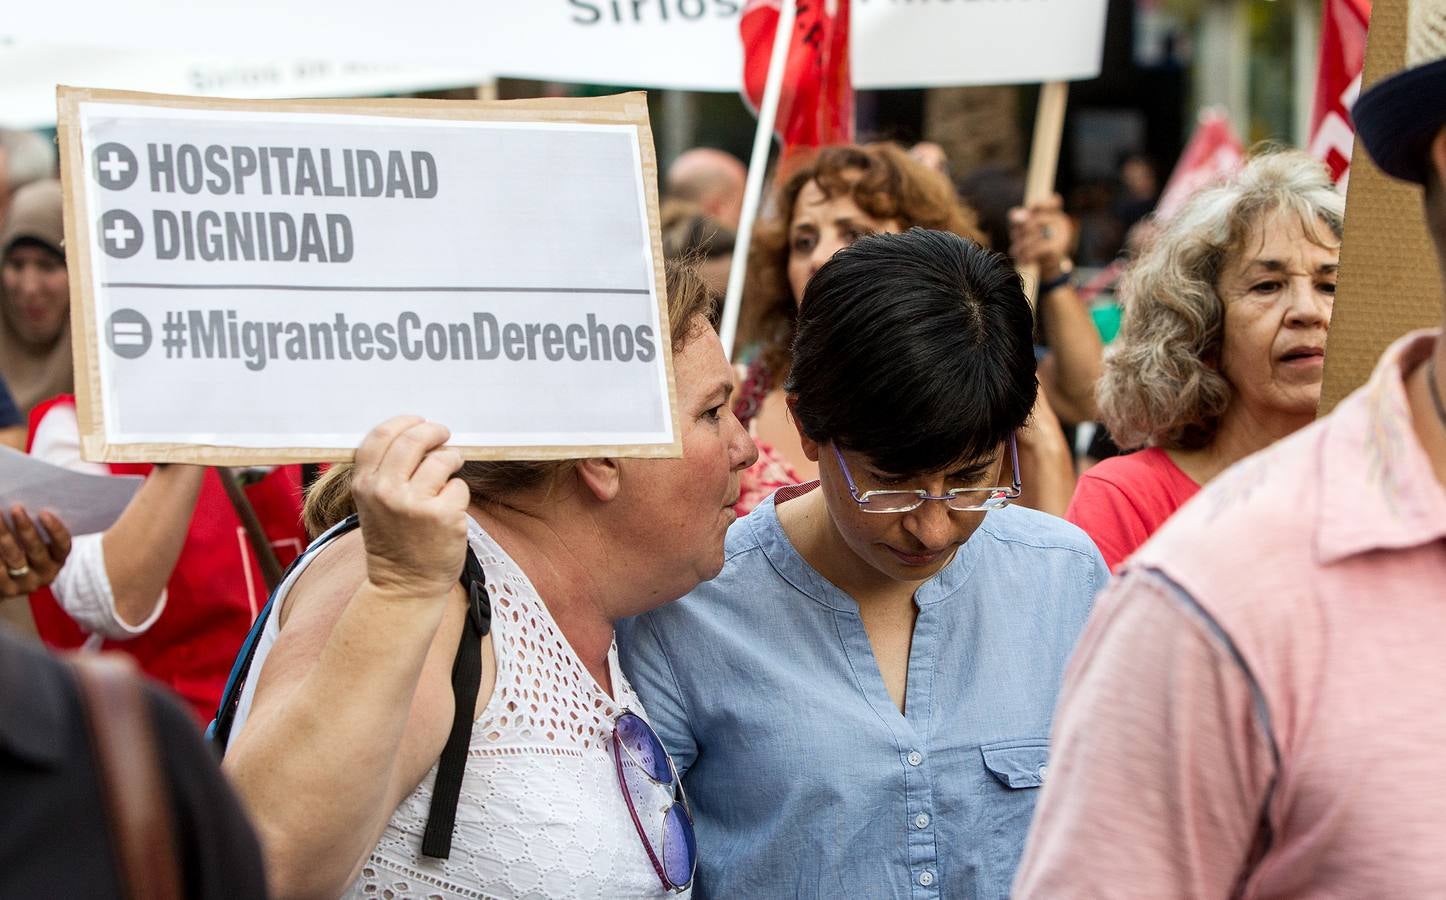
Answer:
[{"left": 1316, "top": 329, "right": 1446, "bottom": 564}]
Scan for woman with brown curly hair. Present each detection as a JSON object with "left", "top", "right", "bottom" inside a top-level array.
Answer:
[
  {"left": 733, "top": 143, "right": 991, "bottom": 511},
  {"left": 1065, "top": 150, "right": 1342, "bottom": 570}
]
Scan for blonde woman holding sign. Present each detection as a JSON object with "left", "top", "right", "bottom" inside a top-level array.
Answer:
[{"left": 223, "top": 266, "right": 755, "bottom": 898}]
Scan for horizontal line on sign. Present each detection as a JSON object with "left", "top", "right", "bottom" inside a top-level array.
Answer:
[{"left": 101, "top": 283, "right": 651, "bottom": 295}]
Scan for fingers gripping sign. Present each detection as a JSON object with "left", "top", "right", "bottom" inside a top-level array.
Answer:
[
  {"left": 1008, "top": 193, "right": 1075, "bottom": 273},
  {"left": 352, "top": 417, "right": 471, "bottom": 601}
]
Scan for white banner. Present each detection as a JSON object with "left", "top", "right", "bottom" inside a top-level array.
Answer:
[
  {"left": 852, "top": 1, "right": 1109, "bottom": 89},
  {"left": 0, "top": 40, "right": 495, "bottom": 129},
  {"left": 60, "top": 90, "right": 678, "bottom": 463},
  {"left": 4, "top": 1, "right": 1107, "bottom": 93}
]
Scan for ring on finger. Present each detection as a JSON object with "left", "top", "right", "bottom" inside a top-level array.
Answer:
[
  {"left": 1040, "top": 225, "right": 1053, "bottom": 240},
  {"left": 7, "top": 564, "right": 30, "bottom": 578}
]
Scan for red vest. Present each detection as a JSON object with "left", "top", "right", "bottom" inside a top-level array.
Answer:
[{"left": 27, "top": 395, "right": 306, "bottom": 723}]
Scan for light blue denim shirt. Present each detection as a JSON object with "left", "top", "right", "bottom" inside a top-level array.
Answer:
[{"left": 618, "top": 490, "right": 1107, "bottom": 900}]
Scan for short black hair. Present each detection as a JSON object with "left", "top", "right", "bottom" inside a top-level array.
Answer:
[{"left": 786, "top": 228, "right": 1037, "bottom": 475}]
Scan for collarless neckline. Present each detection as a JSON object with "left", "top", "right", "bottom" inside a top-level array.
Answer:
[{"left": 748, "top": 492, "right": 983, "bottom": 613}]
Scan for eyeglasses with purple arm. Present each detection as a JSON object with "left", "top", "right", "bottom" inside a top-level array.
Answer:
[
  {"left": 612, "top": 710, "right": 697, "bottom": 892},
  {"left": 831, "top": 435, "right": 1022, "bottom": 513}
]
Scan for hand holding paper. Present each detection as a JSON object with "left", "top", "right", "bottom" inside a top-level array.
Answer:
[{"left": 0, "top": 503, "right": 73, "bottom": 597}]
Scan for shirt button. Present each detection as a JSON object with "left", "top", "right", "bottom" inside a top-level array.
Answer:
[
  {"left": 907, "top": 750, "right": 923, "bottom": 766},
  {"left": 1038, "top": 764, "right": 1048, "bottom": 782},
  {"left": 914, "top": 813, "right": 930, "bottom": 829},
  {"left": 919, "top": 871, "right": 935, "bottom": 887}
]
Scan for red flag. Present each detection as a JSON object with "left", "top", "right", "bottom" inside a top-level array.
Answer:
[
  {"left": 740, "top": 0, "right": 853, "bottom": 151},
  {"left": 1154, "top": 110, "right": 1247, "bottom": 221},
  {"left": 1310, "top": 0, "right": 1371, "bottom": 185}
]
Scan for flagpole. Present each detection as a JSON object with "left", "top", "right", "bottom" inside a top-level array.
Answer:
[{"left": 719, "top": 0, "right": 798, "bottom": 361}]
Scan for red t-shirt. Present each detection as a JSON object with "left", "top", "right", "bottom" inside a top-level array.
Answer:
[{"left": 1066, "top": 447, "right": 1200, "bottom": 571}]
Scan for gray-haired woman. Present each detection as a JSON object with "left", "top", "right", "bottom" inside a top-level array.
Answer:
[{"left": 1066, "top": 150, "right": 1343, "bottom": 570}]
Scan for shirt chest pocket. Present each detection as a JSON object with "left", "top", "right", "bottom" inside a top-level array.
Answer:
[
  {"left": 970, "top": 739, "right": 1050, "bottom": 896},
  {"left": 980, "top": 739, "right": 1049, "bottom": 789}
]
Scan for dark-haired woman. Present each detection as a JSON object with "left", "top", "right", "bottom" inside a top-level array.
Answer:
[
  {"left": 620, "top": 229, "right": 1107, "bottom": 898},
  {"left": 731, "top": 143, "right": 987, "bottom": 512},
  {"left": 733, "top": 143, "right": 1077, "bottom": 516}
]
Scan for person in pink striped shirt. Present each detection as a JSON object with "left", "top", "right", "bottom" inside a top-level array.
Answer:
[{"left": 1014, "top": 3, "right": 1446, "bottom": 895}]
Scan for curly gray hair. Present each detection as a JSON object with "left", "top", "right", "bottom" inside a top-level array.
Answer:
[{"left": 1099, "top": 149, "right": 1344, "bottom": 451}]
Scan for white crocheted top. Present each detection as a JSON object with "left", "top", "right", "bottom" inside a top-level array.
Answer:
[{"left": 231, "top": 518, "right": 687, "bottom": 900}]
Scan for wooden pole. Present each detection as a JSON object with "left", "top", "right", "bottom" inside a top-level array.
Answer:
[
  {"left": 719, "top": 0, "right": 798, "bottom": 361},
  {"left": 216, "top": 467, "right": 284, "bottom": 593},
  {"left": 1020, "top": 81, "right": 1069, "bottom": 311}
]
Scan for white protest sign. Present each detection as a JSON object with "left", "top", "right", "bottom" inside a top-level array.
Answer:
[
  {"left": 0, "top": 39, "right": 495, "bottom": 129},
  {"left": 58, "top": 88, "right": 678, "bottom": 464},
  {"left": 7, "top": 1, "right": 1107, "bottom": 91},
  {"left": 850, "top": 1, "right": 1109, "bottom": 89},
  {"left": 506, "top": 1, "right": 1109, "bottom": 89}
]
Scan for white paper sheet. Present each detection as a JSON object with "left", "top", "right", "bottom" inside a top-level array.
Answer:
[{"left": 0, "top": 446, "right": 142, "bottom": 536}]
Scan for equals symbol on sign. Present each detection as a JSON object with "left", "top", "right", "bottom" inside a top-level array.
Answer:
[
  {"left": 104, "top": 309, "right": 154, "bottom": 359},
  {"left": 111, "top": 320, "right": 147, "bottom": 346}
]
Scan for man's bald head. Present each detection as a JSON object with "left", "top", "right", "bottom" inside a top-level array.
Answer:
[{"left": 666, "top": 148, "right": 746, "bottom": 231}]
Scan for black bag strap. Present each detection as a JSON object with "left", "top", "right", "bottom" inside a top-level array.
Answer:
[
  {"left": 210, "top": 511, "right": 491, "bottom": 861},
  {"left": 422, "top": 542, "right": 491, "bottom": 858}
]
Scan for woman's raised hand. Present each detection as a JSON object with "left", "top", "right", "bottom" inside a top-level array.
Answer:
[
  {"left": 1008, "top": 193, "right": 1075, "bottom": 279},
  {"left": 351, "top": 416, "right": 470, "bottom": 600}
]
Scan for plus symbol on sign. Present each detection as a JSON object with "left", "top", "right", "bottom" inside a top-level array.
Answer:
[
  {"left": 104, "top": 218, "right": 137, "bottom": 251},
  {"left": 99, "top": 150, "right": 131, "bottom": 182}
]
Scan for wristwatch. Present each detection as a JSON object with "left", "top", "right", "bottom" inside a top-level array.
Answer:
[{"left": 1039, "top": 259, "right": 1074, "bottom": 294}]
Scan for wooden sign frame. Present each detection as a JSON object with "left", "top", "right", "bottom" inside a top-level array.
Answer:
[{"left": 56, "top": 86, "right": 679, "bottom": 464}]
